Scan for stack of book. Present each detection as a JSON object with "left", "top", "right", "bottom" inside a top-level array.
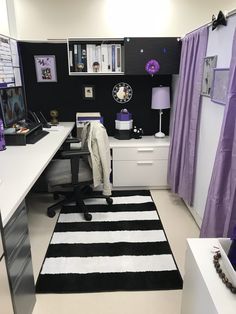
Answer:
[
  {"left": 76, "top": 112, "right": 103, "bottom": 139},
  {"left": 69, "top": 43, "right": 123, "bottom": 73}
]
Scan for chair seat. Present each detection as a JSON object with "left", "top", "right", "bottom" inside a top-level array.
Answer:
[{"left": 46, "top": 159, "right": 93, "bottom": 187}]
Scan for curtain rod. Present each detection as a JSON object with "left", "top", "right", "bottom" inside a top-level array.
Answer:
[{"left": 179, "top": 8, "right": 236, "bottom": 40}]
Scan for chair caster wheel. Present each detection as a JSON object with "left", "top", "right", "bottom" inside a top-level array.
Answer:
[
  {"left": 47, "top": 208, "right": 56, "bottom": 218},
  {"left": 84, "top": 213, "right": 92, "bottom": 221},
  {"left": 106, "top": 197, "right": 113, "bottom": 205}
]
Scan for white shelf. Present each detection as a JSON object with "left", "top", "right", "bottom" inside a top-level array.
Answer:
[{"left": 67, "top": 37, "right": 124, "bottom": 76}]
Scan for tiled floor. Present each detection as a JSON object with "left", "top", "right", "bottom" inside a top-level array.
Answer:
[{"left": 27, "top": 189, "right": 199, "bottom": 314}]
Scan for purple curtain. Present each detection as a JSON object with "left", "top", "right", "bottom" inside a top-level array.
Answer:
[
  {"left": 168, "top": 27, "right": 208, "bottom": 205},
  {"left": 200, "top": 29, "right": 236, "bottom": 238}
]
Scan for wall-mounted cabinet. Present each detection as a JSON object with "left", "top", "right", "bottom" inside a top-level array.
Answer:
[
  {"left": 67, "top": 37, "right": 181, "bottom": 76},
  {"left": 124, "top": 37, "right": 181, "bottom": 75},
  {"left": 67, "top": 38, "right": 124, "bottom": 75}
]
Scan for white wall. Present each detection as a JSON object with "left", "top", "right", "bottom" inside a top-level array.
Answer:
[
  {"left": 192, "top": 15, "right": 236, "bottom": 223},
  {"left": 0, "top": 0, "right": 9, "bottom": 36},
  {"left": 11, "top": 0, "right": 236, "bottom": 40}
]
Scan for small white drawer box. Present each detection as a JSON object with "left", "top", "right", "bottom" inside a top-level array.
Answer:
[{"left": 115, "top": 120, "right": 133, "bottom": 130}]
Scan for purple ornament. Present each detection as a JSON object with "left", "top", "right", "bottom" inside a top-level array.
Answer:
[{"left": 145, "top": 59, "right": 160, "bottom": 75}]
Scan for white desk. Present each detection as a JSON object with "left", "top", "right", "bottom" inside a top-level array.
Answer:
[
  {"left": 0, "top": 122, "right": 74, "bottom": 227},
  {"left": 181, "top": 238, "right": 236, "bottom": 314}
]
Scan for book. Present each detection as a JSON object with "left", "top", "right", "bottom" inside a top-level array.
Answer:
[
  {"left": 73, "top": 44, "right": 78, "bottom": 71},
  {"left": 115, "top": 44, "right": 122, "bottom": 72},
  {"left": 81, "top": 44, "right": 87, "bottom": 72},
  {"left": 69, "top": 49, "right": 73, "bottom": 72},
  {"left": 101, "top": 44, "right": 108, "bottom": 72},
  {"left": 95, "top": 45, "right": 102, "bottom": 72},
  {"left": 111, "top": 44, "right": 116, "bottom": 72},
  {"left": 107, "top": 44, "right": 112, "bottom": 72},
  {"left": 86, "top": 44, "right": 95, "bottom": 73}
]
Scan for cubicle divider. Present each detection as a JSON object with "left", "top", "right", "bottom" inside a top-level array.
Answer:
[{"left": 18, "top": 42, "right": 172, "bottom": 137}]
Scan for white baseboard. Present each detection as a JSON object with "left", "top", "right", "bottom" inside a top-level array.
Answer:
[{"left": 184, "top": 201, "right": 202, "bottom": 228}]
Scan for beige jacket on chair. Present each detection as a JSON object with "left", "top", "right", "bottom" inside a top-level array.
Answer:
[{"left": 81, "top": 121, "right": 111, "bottom": 196}]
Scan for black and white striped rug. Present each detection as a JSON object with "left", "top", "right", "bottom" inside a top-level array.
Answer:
[{"left": 36, "top": 191, "right": 183, "bottom": 293}]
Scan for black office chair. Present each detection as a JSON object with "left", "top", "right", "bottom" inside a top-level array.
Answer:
[{"left": 45, "top": 124, "right": 113, "bottom": 221}]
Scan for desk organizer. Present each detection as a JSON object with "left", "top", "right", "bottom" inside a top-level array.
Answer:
[
  {"left": 4, "top": 123, "right": 43, "bottom": 146},
  {"left": 218, "top": 238, "right": 236, "bottom": 287}
]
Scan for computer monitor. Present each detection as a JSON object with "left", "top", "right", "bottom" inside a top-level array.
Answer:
[{"left": 0, "top": 87, "right": 26, "bottom": 128}]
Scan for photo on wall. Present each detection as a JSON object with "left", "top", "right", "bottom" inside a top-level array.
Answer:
[
  {"left": 34, "top": 55, "right": 57, "bottom": 82},
  {"left": 201, "top": 55, "right": 217, "bottom": 97},
  {"left": 211, "top": 68, "right": 230, "bottom": 105}
]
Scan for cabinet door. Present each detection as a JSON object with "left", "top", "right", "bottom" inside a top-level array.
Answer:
[{"left": 124, "top": 37, "right": 181, "bottom": 75}]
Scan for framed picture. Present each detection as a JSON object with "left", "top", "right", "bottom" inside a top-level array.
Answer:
[
  {"left": 34, "top": 55, "right": 57, "bottom": 82},
  {"left": 201, "top": 55, "right": 217, "bottom": 97},
  {"left": 83, "top": 85, "right": 95, "bottom": 100},
  {"left": 211, "top": 68, "right": 230, "bottom": 105}
]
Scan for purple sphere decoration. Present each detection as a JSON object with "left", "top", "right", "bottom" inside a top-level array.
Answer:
[{"left": 145, "top": 59, "right": 160, "bottom": 75}]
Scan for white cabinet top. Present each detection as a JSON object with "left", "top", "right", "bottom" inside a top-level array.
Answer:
[
  {"left": 109, "top": 136, "right": 170, "bottom": 148},
  {"left": 0, "top": 122, "right": 74, "bottom": 227}
]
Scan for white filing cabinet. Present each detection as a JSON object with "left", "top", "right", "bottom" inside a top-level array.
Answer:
[{"left": 109, "top": 136, "right": 170, "bottom": 188}]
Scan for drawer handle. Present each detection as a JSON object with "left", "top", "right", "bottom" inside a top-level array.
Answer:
[
  {"left": 137, "top": 161, "right": 153, "bottom": 165},
  {"left": 137, "top": 148, "right": 154, "bottom": 152}
]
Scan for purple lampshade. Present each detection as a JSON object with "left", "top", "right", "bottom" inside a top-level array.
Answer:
[{"left": 151, "top": 86, "right": 170, "bottom": 110}]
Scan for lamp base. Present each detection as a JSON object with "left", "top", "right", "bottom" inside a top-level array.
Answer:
[{"left": 154, "top": 131, "right": 165, "bottom": 138}]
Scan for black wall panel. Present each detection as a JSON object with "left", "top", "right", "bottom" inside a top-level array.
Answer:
[
  {"left": 125, "top": 37, "right": 181, "bottom": 75},
  {"left": 19, "top": 42, "right": 172, "bottom": 136}
]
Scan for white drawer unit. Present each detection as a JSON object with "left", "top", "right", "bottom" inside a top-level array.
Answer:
[{"left": 110, "top": 136, "right": 170, "bottom": 188}]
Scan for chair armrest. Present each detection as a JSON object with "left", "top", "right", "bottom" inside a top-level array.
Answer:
[
  {"left": 65, "top": 137, "right": 80, "bottom": 144},
  {"left": 61, "top": 149, "right": 90, "bottom": 158},
  {"left": 61, "top": 137, "right": 80, "bottom": 150}
]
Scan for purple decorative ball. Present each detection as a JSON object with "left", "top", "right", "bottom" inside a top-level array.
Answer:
[{"left": 145, "top": 59, "right": 160, "bottom": 75}]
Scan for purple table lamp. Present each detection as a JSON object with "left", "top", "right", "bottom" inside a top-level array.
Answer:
[{"left": 151, "top": 86, "right": 170, "bottom": 138}]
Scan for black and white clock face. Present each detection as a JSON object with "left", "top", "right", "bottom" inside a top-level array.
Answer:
[{"left": 112, "top": 82, "right": 133, "bottom": 103}]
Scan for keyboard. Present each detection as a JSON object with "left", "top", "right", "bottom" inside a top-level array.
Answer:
[{"left": 27, "top": 130, "right": 49, "bottom": 144}]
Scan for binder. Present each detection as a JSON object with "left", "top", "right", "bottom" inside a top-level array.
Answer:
[
  {"left": 107, "top": 44, "right": 112, "bottom": 72},
  {"left": 101, "top": 44, "right": 108, "bottom": 72},
  {"left": 81, "top": 44, "right": 87, "bottom": 72},
  {"left": 115, "top": 44, "right": 122, "bottom": 72},
  {"left": 111, "top": 44, "right": 116, "bottom": 72},
  {"left": 73, "top": 44, "right": 78, "bottom": 71}
]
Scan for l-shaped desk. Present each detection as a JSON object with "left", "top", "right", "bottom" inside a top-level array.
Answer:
[
  {"left": 0, "top": 122, "right": 75, "bottom": 227},
  {"left": 0, "top": 122, "right": 75, "bottom": 314},
  {"left": 0, "top": 123, "right": 170, "bottom": 227},
  {"left": 0, "top": 122, "right": 170, "bottom": 314}
]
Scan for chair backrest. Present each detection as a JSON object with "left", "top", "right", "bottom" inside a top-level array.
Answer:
[{"left": 81, "top": 121, "right": 111, "bottom": 196}]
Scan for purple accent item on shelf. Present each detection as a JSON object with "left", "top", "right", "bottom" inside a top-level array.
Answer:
[
  {"left": 116, "top": 112, "right": 132, "bottom": 121},
  {"left": 0, "top": 119, "right": 6, "bottom": 151},
  {"left": 77, "top": 117, "right": 104, "bottom": 124},
  {"left": 145, "top": 59, "right": 160, "bottom": 75}
]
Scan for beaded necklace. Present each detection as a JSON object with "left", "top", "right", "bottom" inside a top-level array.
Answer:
[{"left": 213, "top": 251, "right": 236, "bottom": 294}]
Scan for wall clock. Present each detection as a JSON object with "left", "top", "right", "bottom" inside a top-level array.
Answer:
[{"left": 112, "top": 82, "right": 133, "bottom": 103}]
